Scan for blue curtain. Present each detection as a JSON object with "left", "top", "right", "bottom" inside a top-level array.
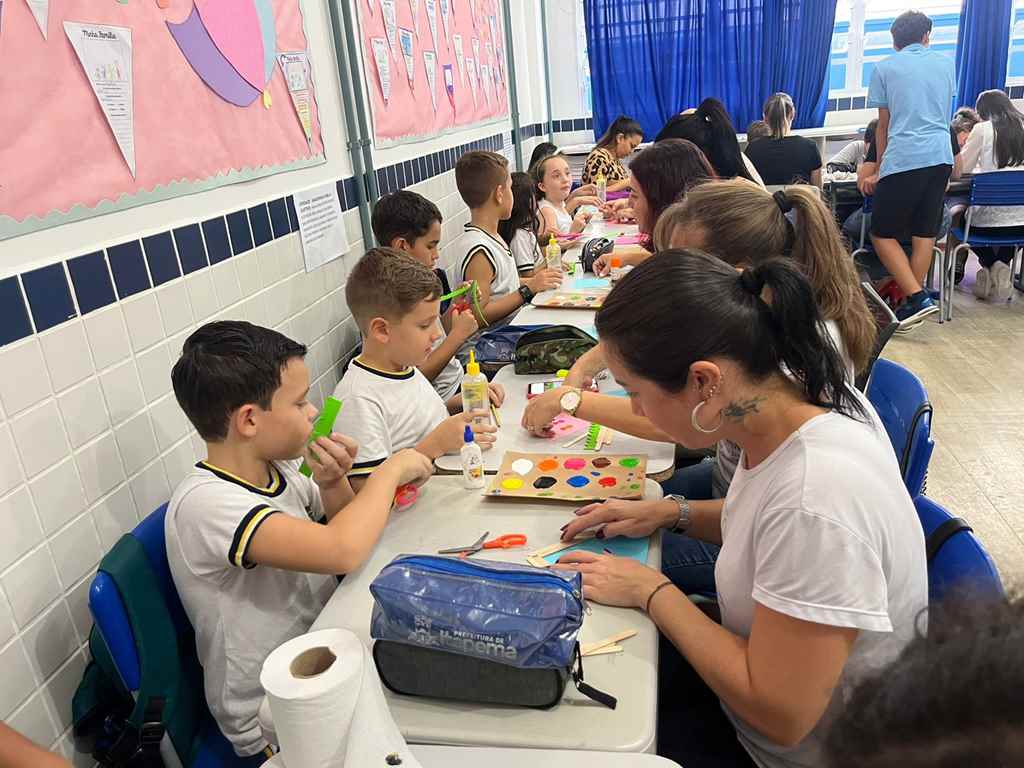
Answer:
[
  {"left": 956, "top": 0, "right": 1013, "bottom": 108},
  {"left": 584, "top": 0, "right": 837, "bottom": 139}
]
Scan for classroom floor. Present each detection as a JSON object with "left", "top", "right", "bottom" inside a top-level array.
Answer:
[{"left": 883, "top": 269, "right": 1024, "bottom": 591}]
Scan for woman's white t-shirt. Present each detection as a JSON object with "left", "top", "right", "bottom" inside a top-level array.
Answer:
[
  {"left": 959, "top": 120, "right": 1024, "bottom": 227},
  {"left": 510, "top": 228, "right": 541, "bottom": 273},
  {"left": 717, "top": 387, "right": 928, "bottom": 768},
  {"left": 538, "top": 198, "right": 573, "bottom": 234}
]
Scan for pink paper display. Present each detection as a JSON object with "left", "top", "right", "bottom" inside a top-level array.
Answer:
[
  {"left": 546, "top": 414, "right": 590, "bottom": 439},
  {"left": 0, "top": 0, "right": 324, "bottom": 228},
  {"left": 614, "top": 235, "right": 645, "bottom": 245},
  {"left": 357, "top": 0, "right": 508, "bottom": 142}
]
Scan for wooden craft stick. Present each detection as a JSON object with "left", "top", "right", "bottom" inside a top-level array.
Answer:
[
  {"left": 582, "top": 644, "right": 624, "bottom": 657},
  {"left": 562, "top": 432, "right": 588, "bottom": 449},
  {"left": 581, "top": 629, "right": 638, "bottom": 656},
  {"left": 526, "top": 531, "right": 598, "bottom": 568}
]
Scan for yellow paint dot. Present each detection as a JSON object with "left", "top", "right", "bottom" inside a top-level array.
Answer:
[{"left": 501, "top": 477, "right": 524, "bottom": 490}]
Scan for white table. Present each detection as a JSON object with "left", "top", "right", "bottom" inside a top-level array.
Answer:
[
  {"left": 311, "top": 476, "right": 664, "bottom": 754},
  {"left": 435, "top": 364, "right": 675, "bottom": 476},
  {"left": 265, "top": 748, "right": 680, "bottom": 768}
]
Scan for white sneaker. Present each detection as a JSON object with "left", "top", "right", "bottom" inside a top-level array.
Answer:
[
  {"left": 992, "top": 261, "right": 1013, "bottom": 302},
  {"left": 974, "top": 266, "right": 992, "bottom": 299}
]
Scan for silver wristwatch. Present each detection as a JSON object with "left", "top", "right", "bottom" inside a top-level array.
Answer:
[{"left": 666, "top": 494, "right": 691, "bottom": 533}]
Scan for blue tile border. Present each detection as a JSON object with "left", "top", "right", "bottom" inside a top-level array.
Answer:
[
  {"left": 22, "top": 263, "right": 77, "bottom": 332},
  {"left": 107, "top": 241, "right": 151, "bottom": 299},
  {"left": 226, "top": 210, "right": 254, "bottom": 255},
  {"left": 0, "top": 277, "right": 32, "bottom": 345},
  {"left": 67, "top": 251, "right": 116, "bottom": 315},
  {"left": 173, "top": 225, "right": 208, "bottom": 275},
  {"left": 202, "top": 217, "right": 232, "bottom": 264},
  {"left": 142, "top": 232, "right": 181, "bottom": 286}
]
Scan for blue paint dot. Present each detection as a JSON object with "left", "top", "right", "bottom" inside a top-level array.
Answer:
[
  {"left": 591, "top": 471, "right": 600, "bottom": 476},
  {"left": 567, "top": 475, "right": 590, "bottom": 488}
]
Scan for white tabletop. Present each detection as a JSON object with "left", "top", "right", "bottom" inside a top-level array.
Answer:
[
  {"left": 264, "top": 748, "right": 680, "bottom": 768},
  {"left": 435, "top": 364, "right": 675, "bottom": 476},
  {"left": 311, "top": 476, "right": 664, "bottom": 754}
]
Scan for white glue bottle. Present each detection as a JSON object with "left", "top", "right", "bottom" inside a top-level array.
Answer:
[
  {"left": 461, "top": 426, "right": 485, "bottom": 488},
  {"left": 461, "top": 350, "right": 490, "bottom": 425},
  {"left": 596, "top": 172, "right": 607, "bottom": 205},
  {"left": 545, "top": 235, "right": 562, "bottom": 271}
]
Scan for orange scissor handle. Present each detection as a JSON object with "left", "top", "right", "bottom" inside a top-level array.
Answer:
[{"left": 483, "top": 534, "right": 528, "bottom": 549}]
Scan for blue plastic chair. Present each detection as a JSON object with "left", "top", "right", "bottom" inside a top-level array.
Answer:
[
  {"left": 944, "top": 170, "right": 1024, "bottom": 321},
  {"left": 89, "top": 504, "right": 246, "bottom": 767},
  {"left": 915, "top": 495, "right": 1004, "bottom": 603},
  {"left": 866, "top": 359, "right": 934, "bottom": 498}
]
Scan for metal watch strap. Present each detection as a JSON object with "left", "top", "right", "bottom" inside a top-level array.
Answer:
[{"left": 667, "top": 494, "right": 691, "bottom": 533}]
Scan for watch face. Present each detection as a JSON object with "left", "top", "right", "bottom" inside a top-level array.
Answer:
[{"left": 560, "top": 390, "right": 581, "bottom": 411}]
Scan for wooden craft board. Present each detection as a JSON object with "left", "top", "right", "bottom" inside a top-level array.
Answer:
[
  {"left": 484, "top": 451, "right": 647, "bottom": 502},
  {"left": 532, "top": 290, "right": 607, "bottom": 309}
]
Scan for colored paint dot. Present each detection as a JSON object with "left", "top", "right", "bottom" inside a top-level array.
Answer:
[
  {"left": 564, "top": 458, "right": 587, "bottom": 470},
  {"left": 629, "top": 483, "right": 640, "bottom": 490},
  {"left": 566, "top": 475, "right": 590, "bottom": 488},
  {"left": 591, "top": 471, "right": 600, "bottom": 477},
  {"left": 501, "top": 478, "right": 524, "bottom": 490},
  {"left": 591, "top": 457, "right": 611, "bottom": 468},
  {"left": 539, "top": 491, "right": 554, "bottom": 497},
  {"left": 533, "top": 476, "right": 557, "bottom": 489},
  {"left": 538, "top": 459, "right": 559, "bottom": 472},
  {"left": 510, "top": 458, "right": 535, "bottom": 475},
  {"left": 598, "top": 477, "right": 617, "bottom": 488},
  {"left": 619, "top": 457, "right": 640, "bottom": 468}
]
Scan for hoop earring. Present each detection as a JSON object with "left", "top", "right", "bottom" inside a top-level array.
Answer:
[{"left": 691, "top": 400, "right": 723, "bottom": 435}]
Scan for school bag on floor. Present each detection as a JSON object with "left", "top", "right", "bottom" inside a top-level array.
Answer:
[{"left": 368, "top": 555, "right": 616, "bottom": 710}]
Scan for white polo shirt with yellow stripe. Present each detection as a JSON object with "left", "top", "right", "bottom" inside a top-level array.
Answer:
[{"left": 164, "top": 459, "right": 334, "bottom": 757}]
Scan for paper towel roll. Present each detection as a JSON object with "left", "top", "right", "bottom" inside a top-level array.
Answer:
[{"left": 260, "top": 628, "right": 422, "bottom": 768}]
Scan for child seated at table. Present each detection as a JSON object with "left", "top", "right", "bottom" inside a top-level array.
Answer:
[
  {"left": 533, "top": 152, "right": 594, "bottom": 238},
  {"left": 334, "top": 249, "right": 502, "bottom": 487},
  {"left": 165, "top": 320, "right": 432, "bottom": 759},
  {"left": 448, "top": 151, "right": 561, "bottom": 359},
  {"left": 498, "top": 171, "right": 543, "bottom": 277},
  {"left": 371, "top": 190, "right": 479, "bottom": 404}
]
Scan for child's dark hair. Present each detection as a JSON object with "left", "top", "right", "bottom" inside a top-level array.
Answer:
[
  {"left": 627, "top": 139, "right": 715, "bottom": 232},
  {"left": 595, "top": 115, "right": 643, "bottom": 150},
  {"left": 595, "top": 250, "right": 865, "bottom": 421},
  {"left": 824, "top": 591, "right": 1024, "bottom": 768},
  {"left": 346, "top": 247, "right": 442, "bottom": 331},
  {"left": 172, "top": 321, "right": 307, "bottom": 441},
  {"left": 763, "top": 92, "right": 796, "bottom": 139},
  {"left": 528, "top": 142, "right": 559, "bottom": 171},
  {"left": 976, "top": 89, "right": 1024, "bottom": 168},
  {"left": 864, "top": 118, "right": 879, "bottom": 146},
  {"left": 456, "top": 150, "right": 509, "bottom": 208},
  {"left": 890, "top": 10, "right": 932, "bottom": 50},
  {"left": 746, "top": 120, "right": 771, "bottom": 143},
  {"left": 654, "top": 98, "right": 755, "bottom": 182},
  {"left": 498, "top": 171, "right": 539, "bottom": 245},
  {"left": 371, "top": 191, "right": 442, "bottom": 248}
]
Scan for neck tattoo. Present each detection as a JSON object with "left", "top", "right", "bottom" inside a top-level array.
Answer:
[{"left": 722, "top": 396, "right": 766, "bottom": 423}]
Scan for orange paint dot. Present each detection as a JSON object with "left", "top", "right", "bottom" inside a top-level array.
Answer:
[{"left": 537, "top": 459, "right": 559, "bottom": 472}]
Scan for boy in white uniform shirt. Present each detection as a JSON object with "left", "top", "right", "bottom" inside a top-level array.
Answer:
[{"left": 165, "top": 321, "right": 431, "bottom": 759}]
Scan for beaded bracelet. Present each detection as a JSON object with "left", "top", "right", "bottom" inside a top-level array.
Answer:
[{"left": 644, "top": 580, "right": 673, "bottom": 614}]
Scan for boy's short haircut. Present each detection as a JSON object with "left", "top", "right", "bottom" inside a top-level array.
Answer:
[
  {"left": 347, "top": 247, "right": 443, "bottom": 331},
  {"left": 455, "top": 150, "right": 509, "bottom": 208},
  {"left": 745, "top": 120, "right": 771, "bottom": 142},
  {"left": 172, "top": 321, "right": 307, "bottom": 441},
  {"left": 371, "top": 191, "right": 443, "bottom": 247},
  {"left": 890, "top": 10, "right": 932, "bottom": 50}
]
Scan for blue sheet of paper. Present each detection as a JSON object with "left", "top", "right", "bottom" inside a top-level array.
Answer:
[
  {"left": 572, "top": 277, "right": 611, "bottom": 291},
  {"left": 544, "top": 535, "right": 650, "bottom": 565},
  {"left": 606, "top": 388, "right": 628, "bottom": 398}
]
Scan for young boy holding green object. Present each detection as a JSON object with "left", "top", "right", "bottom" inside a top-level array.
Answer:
[
  {"left": 166, "top": 321, "right": 432, "bottom": 758},
  {"left": 333, "top": 249, "right": 501, "bottom": 488}
]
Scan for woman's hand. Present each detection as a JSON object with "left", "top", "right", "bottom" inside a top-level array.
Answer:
[
  {"left": 554, "top": 551, "right": 667, "bottom": 608},
  {"left": 521, "top": 388, "right": 564, "bottom": 437},
  {"left": 561, "top": 498, "right": 676, "bottom": 542},
  {"left": 569, "top": 183, "right": 598, "bottom": 199}
]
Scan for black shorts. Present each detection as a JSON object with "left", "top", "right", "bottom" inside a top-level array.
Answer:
[{"left": 871, "top": 164, "right": 952, "bottom": 240}]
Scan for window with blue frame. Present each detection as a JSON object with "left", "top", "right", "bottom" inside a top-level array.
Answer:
[{"left": 1008, "top": 1, "right": 1024, "bottom": 82}]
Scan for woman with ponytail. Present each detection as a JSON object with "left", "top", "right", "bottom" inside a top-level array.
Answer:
[
  {"left": 556, "top": 251, "right": 927, "bottom": 768},
  {"left": 745, "top": 92, "right": 823, "bottom": 187}
]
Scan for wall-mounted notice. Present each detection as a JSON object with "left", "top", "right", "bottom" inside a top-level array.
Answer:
[{"left": 294, "top": 181, "right": 349, "bottom": 273}]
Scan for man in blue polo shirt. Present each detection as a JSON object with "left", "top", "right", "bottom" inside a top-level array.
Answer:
[{"left": 865, "top": 10, "right": 956, "bottom": 329}]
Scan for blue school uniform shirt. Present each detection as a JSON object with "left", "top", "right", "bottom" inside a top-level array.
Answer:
[{"left": 866, "top": 43, "right": 955, "bottom": 179}]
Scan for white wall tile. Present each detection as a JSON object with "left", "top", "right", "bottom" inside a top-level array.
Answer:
[
  {"left": 65, "top": 576, "right": 94, "bottom": 644},
  {"left": 0, "top": 588, "right": 18, "bottom": 646},
  {"left": 0, "top": 489, "right": 43, "bottom": 573},
  {"left": 2, "top": 545, "right": 61, "bottom": 627},
  {"left": 156, "top": 280, "right": 195, "bottom": 337},
  {"left": 75, "top": 433, "right": 126, "bottom": 505},
  {"left": 49, "top": 514, "right": 102, "bottom": 589},
  {"left": 149, "top": 395, "right": 190, "bottom": 452},
  {"left": 39, "top": 322, "right": 94, "bottom": 392},
  {"left": 84, "top": 306, "right": 130, "bottom": 370},
  {"left": 58, "top": 378, "right": 110, "bottom": 449},
  {"left": 99, "top": 360, "right": 145, "bottom": 425},
  {"left": 29, "top": 458, "right": 86, "bottom": 535},
  {"left": 212, "top": 262, "right": 243, "bottom": 309},
  {"left": 235, "top": 250, "right": 261, "bottom": 297},
  {"left": 0, "top": 340, "right": 51, "bottom": 415},
  {"left": 136, "top": 342, "right": 173, "bottom": 404},
  {"left": 257, "top": 239, "right": 283, "bottom": 287},
  {"left": 0, "top": 425, "right": 25, "bottom": 497},
  {"left": 121, "top": 293, "right": 165, "bottom": 353},
  {"left": 163, "top": 438, "right": 197, "bottom": 489},
  {"left": 114, "top": 411, "right": 158, "bottom": 476},
  {"left": 40, "top": 650, "right": 87, "bottom": 732},
  {"left": 91, "top": 484, "right": 138, "bottom": 549},
  {"left": 11, "top": 402, "right": 71, "bottom": 479},
  {"left": 0, "top": 639, "right": 37, "bottom": 719},
  {"left": 8, "top": 694, "right": 58, "bottom": 750},
  {"left": 21, "top": 600, "right": 79, "bottom": 680},
  {"left": 280, "top": 235, "right": 304, "bottom": 276},
  {"left": 187, "top": 271, "right": 219, "bottom": 322},
  {"left": 129, "top": 460, "right": 170, "bottom": 518}
]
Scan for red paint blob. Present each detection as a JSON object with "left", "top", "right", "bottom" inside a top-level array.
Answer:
[{"left": 598, "top": 477, "right": 617, "bottom": 488}]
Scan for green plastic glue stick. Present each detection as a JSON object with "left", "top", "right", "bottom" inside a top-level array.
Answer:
[{"left": 299, "top": 397, "right": 343, "bottom": 477}]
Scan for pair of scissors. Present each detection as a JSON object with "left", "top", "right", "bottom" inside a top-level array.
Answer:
[{"left": 437, "top": 531, "right": 528, "bottom": 557}]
